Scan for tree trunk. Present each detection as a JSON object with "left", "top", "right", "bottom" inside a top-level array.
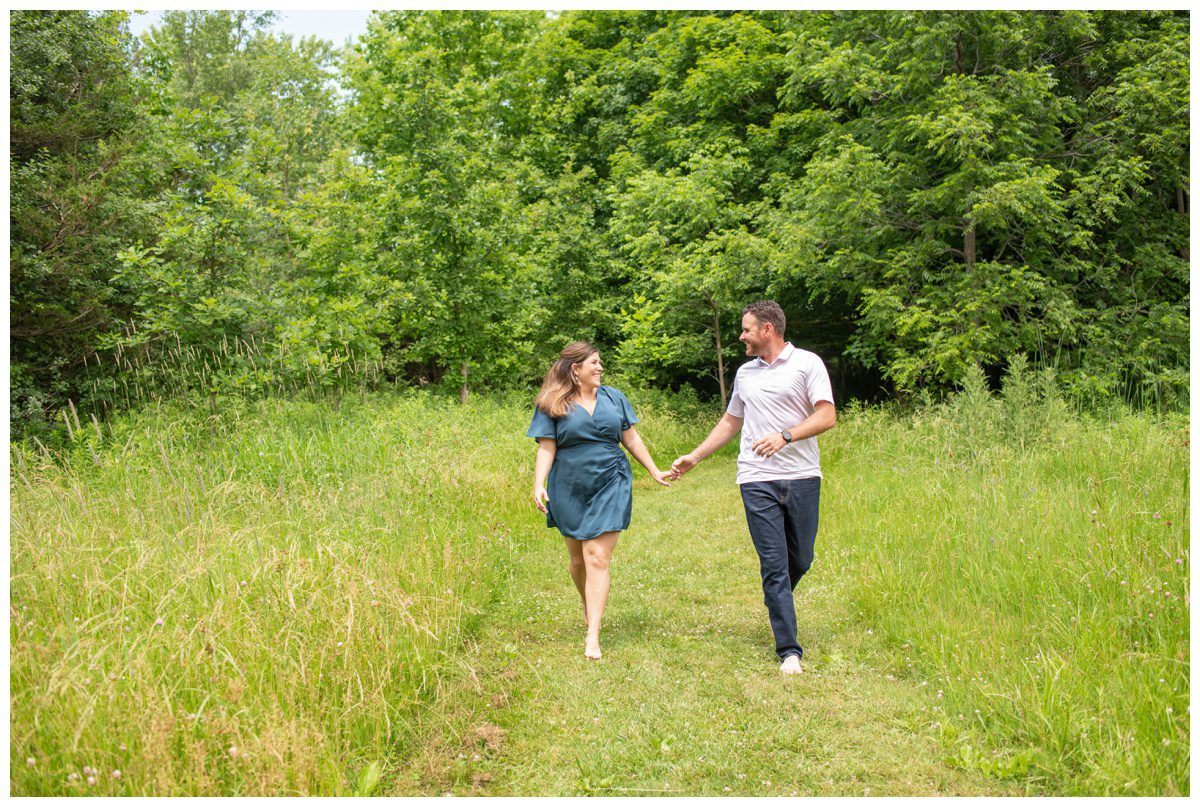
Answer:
[
  {"left": 1179, "top": 186, "right": 1190, "bottom": 261},
  {"left": 707, "top": 294, "right": 727, "bottom": 409},
  {"left": 964, "top": 221, "right": 976, "bottom": 268},
  {"left": 453, "top": 298, "right": 469, "bottom": 404}
]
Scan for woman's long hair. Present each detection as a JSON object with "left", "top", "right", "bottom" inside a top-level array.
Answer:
[{"left": 535, "top": 341, "right": 598, "bottom": 417}]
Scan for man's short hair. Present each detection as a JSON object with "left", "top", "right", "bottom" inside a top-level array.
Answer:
[{"left": 743, "top": 300, "right": 786, "bottom": 336}]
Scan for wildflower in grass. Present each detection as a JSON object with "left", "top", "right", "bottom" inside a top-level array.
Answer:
[
  {"left": 87, "top": 776, "right": 96, "bottom": 786},
  {"left": 25, "top": 757, "right": 35, "bottom": 767},
  {"left": 112, "top": 770, "right": 121, "bottom": 779},
  {"left": 154, "top": 617, "right": 164, "bottom": 626},
  {"left": 119, "top": 743, "right": 126, "bottom": 752},
  {"left": 228, "top": 745, "right": 238, "bottom": 757},
  {"left": 239, "top": 580, "right": 247, "bottom": 587}
]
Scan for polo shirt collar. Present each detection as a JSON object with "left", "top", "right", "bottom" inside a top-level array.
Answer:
[{"left": 756, "top": 342, "right": 795, "bottom": 367}]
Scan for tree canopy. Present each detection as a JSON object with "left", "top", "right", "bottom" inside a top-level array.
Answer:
[{"left": 9, "top": 10, "right": 1190, "bottom": 433}]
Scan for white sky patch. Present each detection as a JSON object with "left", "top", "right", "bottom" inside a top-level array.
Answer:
[{"left": 127, "top": 10, "right": 373, "bottom": 45}]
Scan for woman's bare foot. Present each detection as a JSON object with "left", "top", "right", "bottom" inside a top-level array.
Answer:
[
  {"left": 779, "top": 655, "right": 802, "bottom": 674},
  {"left": 582, "top": 604, "right": 589, "bottom": 628},
  {"left": 584, "top": 637, "right": 602, "bottom": 660}
]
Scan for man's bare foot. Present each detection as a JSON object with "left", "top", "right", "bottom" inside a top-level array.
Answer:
[
  {"left": 585, "top": 638, "right": 602, "bottom": 660},
  {"left": 779, "top": 655, "right": 803, "bottom": 675}
]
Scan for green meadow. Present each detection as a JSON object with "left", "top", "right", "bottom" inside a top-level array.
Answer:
[{"left": 8, "top": 385, "right": 1189, "bottom": 795}]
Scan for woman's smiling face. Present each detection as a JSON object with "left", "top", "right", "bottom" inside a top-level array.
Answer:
[{"left": 575, "top": 352, "right": 603, "bottom": 387}]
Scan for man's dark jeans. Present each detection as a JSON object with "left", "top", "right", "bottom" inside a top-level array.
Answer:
[{"left": 739, "top": 477, "right": 821, "bottom": 661}]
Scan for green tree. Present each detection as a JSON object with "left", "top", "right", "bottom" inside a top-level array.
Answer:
[
  {"left": 9, "top": 10, "right": 151, "bottom": 429},
  {"left": 347, "top": 11, "right": 545, "bottom": 402},
  {"left": 769, "top": 10, "right": 1188, "bottom": 398}
]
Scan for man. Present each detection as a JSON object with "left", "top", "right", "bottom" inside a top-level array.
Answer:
[{"left": 670, "top": 300, "right": 836, "bottom": 675}]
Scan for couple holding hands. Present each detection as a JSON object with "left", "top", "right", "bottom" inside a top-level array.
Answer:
[{"left": 528, "top": 301, "right": 836, "bottom": 672}]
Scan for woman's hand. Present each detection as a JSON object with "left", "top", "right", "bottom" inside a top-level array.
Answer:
[
  {"left": 532, "top": 485, "right": 550, "bottom": 513},
  {"left": 650, "top": 469, "right": 672, "bottom": 487}
]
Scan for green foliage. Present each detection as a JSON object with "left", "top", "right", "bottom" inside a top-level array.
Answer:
[
  {"left": 770, "top": 11, "right": 1188, "bottom": 396},
  {"left": 346, "top": 11, "right": 546, "bottom": 401},
  {"left": 9, "top": 10, "right": 1190, "bottom": 435},
  {"left": 9, "top": 10, "right": 150, "bottom": 432}
]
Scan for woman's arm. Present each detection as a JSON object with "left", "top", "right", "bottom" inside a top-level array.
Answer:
[
  {"left": 532, "top": 437, "right": 556, "bottom": 512},
  {"left": 620, "top": 426, "right": 671, "bottom": 487}
]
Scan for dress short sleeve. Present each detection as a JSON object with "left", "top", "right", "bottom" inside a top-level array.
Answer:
[
  {"left": 608, "top": 387, "right": 639, "bottom": 431},
  {"left": 526, "top": 405, "right": 557, "bottom": 440}
]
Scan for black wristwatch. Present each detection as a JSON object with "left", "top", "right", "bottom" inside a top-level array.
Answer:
[{"left": 781, "top": 430, "right": 793, "bottom": 443}]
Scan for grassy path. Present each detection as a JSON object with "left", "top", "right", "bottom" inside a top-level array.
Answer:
[{"left": 393, "top": 459, "right": 1019, "bottom": 796}]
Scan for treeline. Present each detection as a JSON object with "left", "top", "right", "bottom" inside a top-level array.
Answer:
[{"left": 10, "top": 10, "right": 1190, "bottom": 434}]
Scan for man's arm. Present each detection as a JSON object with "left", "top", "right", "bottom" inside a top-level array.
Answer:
[
  {"left": 750, "top": 401, "right": 836, "bottom": 457},
  {"left": 670, "top": 412, "right": 743, "bottom": 479}
]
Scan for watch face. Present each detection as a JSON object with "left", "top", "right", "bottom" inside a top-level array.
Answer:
[{"left": 782, "top": 430, "right": 792, "bottom": 443}]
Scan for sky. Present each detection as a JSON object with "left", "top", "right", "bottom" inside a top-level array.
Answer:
[{"left": 127, "top": 10, "right": 374, "bottom": 45}]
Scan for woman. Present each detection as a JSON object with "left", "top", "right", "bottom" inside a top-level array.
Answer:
[{"left": 528, "top": 341, "right": 671, "bottom": 660}]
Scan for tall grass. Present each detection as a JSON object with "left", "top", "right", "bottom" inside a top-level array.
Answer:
[
  {"left": 82, "top": 328, "right": 384, "bottom": 421},
  {"left": 11, "top": 393, "right": 515, "bottom": 794},
  {"left": 822, "top": 363, "right": 1189, "bottom": 794},
  {"left": 10, "top": 374, "right": 1188, "bottom": 794}
]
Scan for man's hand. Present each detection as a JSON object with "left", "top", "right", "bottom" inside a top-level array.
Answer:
[
  {"left": 670, "top": 453, "right": 698, "bottom": 480},
  {"left": 751, "top": 432, "right": 787, "bottom": 458}
]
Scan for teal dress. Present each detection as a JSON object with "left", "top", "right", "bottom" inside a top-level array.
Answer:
[{"left": 527, "top": 386, "right": 639, "bottom": 540}]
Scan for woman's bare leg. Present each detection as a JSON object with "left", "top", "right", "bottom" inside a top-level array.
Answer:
[
  {"left": 564, "top": 537, "right": 588, "bottom": 626},
  {"left": 582, "top": 531, "right": 619, "bottom": 659}
]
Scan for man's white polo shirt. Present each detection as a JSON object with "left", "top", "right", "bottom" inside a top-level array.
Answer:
[{"left": 726, "top": 342, "right": 834, "bottom": 485}]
